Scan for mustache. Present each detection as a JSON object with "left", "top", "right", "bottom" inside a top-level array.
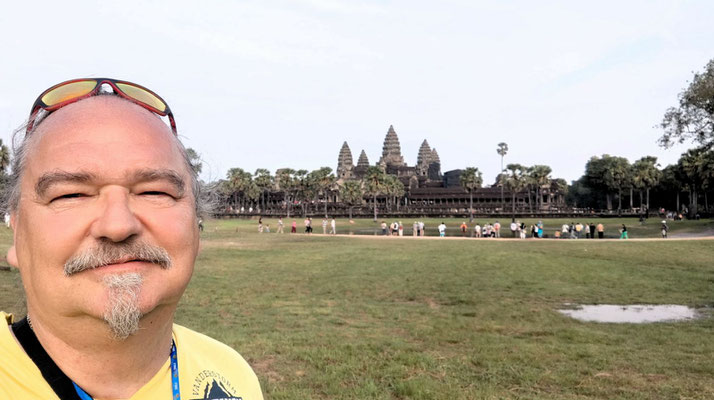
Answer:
[{"left": 64, "top": 240, "right": 172, "bottom": 276}]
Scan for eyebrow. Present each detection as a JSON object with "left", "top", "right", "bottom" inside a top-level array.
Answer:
[
  {"left": 34, "top": 169, "right": 186, "bottom": 198},
  {"left": 35, "top": 171, "right": 95, "bottom": 198},
  {"left": 131, "top": 168, "right": 186, "bottom": 197}
]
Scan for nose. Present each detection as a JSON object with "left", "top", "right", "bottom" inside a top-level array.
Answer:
[{"left": 90, "top": 188, "right": 142, "bottom": 242}]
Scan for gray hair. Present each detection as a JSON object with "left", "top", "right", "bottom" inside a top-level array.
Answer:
[{"left": 2, "top": 94, "right": 206, "bottom": 217}]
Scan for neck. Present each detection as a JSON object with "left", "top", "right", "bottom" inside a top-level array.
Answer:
[{"left": 26, "top": 306, "right": 175, "bottom": 399}]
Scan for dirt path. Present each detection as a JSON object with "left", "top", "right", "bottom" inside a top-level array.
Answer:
[{"left": 326, "top": 233, "right": 714, "bottom": 242}]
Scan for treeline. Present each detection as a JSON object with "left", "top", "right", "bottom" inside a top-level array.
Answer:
[{"left": 568, "top": 148, "right": 713, "bottom": 217}]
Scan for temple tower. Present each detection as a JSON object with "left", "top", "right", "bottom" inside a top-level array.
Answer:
[
  {"left": 357, "top": 150, "right": 370, "bottom": 167},
  {"left": 378, "top": 125, "right": 406, "bottom": 167},
  {"left": 416, "top": 139, "right": 433, "bottom": 176},
  {"left": 337, "top": 141, "right": 354, "bottom": 179}
]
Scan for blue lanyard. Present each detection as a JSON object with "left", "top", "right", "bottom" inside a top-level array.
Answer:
[{"left": 73, "top": 340, "right": 180, "bottom": 400}]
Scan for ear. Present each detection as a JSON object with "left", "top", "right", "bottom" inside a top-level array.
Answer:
[{"left": 6, "top": 214, "right": 18, "bottom": 269}]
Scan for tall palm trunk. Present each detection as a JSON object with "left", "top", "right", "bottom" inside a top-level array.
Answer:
[
  {"left": 373, "top": 193, "right": 377, "bottom": 222},
  {"left": 469, "top": 191, "right": 474, "bottom": 223}
]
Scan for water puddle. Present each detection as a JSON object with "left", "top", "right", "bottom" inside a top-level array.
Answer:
[{"left": 558, "top": 304, "right": 699, "bottom": 323}]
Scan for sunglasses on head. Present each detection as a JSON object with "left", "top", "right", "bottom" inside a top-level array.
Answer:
[{"left": 27, "top": 78, "right": 177, "bottom": 135}]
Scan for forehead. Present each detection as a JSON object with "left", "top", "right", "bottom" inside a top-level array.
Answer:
[{"left": 24, "top": 96, "right": 186, "bottom": 180}]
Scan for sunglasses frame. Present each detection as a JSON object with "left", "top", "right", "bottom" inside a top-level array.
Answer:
[{"left": 27, "top": 78, "right": 177, "bottom": 135}]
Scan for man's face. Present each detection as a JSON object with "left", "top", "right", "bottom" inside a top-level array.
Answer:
[{"left": 8, "top": 96, "right": 199, "bottom": 331}]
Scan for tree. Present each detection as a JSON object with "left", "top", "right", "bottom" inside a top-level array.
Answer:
[
  {"left": 0, "top": 139, "right": 10, "bottom": 197},
  {"left": 308, "top": 167, "right": 336, "bottom": 217},
  {"left": 383, "top": 175, "right": 405, "bottom": 212},
  {"left": 584, "top": 155, "right": 630, "bottom": 210},
  {"left": 632, "top": 156, "right": 662, "bottom": 211},
  {"left": 528, "top": 165, "right": 552, "bottom": 210},
  {"left": 659, "top": 59, "right": 714, "bottom": 149},
  {"left": 459, "top": 167, "right": 483, "bottom": 222},
  {"left": 502, "top": 164, "right": 528, "bottom": 218},
  {"left": 225, "top": 168, "right": 253, "bottom": 210},
  {"left": 364, "top": 166, "right": 387, "bottom": 222},
  {"left": 276, "top": 168, "right": 296, "bottom": 217},
  {"left": 185, "top": 148, "right": 203, "bottom": 175},
  {"left": 496, "top": 142, "right": 508, "bottom": 206},
  {"left": 339, "top": 180, "right": 364, "bottom": 220},
  {"left": 253, "top": 169, "right": 273, "bottom": 212}
]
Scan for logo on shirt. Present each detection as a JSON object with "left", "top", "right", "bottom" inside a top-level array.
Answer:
[{"left": 191, "top": 370, "right": 242, "bottom": 400}]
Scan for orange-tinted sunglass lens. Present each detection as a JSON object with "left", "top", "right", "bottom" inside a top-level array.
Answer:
[
  {"left": 115, "top": 83, "right": 167, "bottom": 113},
  {"left": 40, "top": 80, "right": 97, "bottom": 107}
]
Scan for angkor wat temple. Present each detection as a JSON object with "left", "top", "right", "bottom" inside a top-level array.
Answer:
[{"left": 334, "top": 125, "right": 567, "bottom": 216}]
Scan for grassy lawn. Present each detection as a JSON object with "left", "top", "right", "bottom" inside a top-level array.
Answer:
[{"left": 1, "top": 218, "right": 713, "bottom": 399}]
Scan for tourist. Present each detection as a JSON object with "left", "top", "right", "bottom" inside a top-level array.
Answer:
[
  {"left": 291, "top": 220, "right": 297, "bottom": 233},
  {"left": 589, "top": 222, "right": 596, "bottom": 239},
  {"left": 596, "top": 222, "right": 604, "bottom": 239},
  {"left": 493, "top": 220, "right": 501, "bottom": 238},
  {"left": 569, "top": 222, "right": 576, "bottom": 239},
  {"left": 277, "top": 217, "right": 285, "bottom": 234},
  {"left": 258, "top": 217, "right": 263, "bottom": 233},
  {"left": 519, "top": 224, "right": 527, "bottom": 239},
  {"left": 265, "top": 224, "right": 270, "bottom": 233},
  {"left": 474, "top": 222, "right": 482, "bottom": 238},
  {"left": 561, "top": 223, "right": 569, "bottom": 238},
  {"left": 510, "top": 220, "right": 518, "bottom": 238},
  {"left": 619, "top": 224, "right": 628, "bottom": 239},
  {"left": 418, "top": 221, "right": 425, "bottom": 236},
  {"left": 398, "top": 221, "right": 404, "bottom": 236},
  {"left": 554, "top": 230, "right": 561, "bottom": 239},
  {"left": 330, "top": 217, "right": 337, "bottom": 234},
  {"left": 0, "top": 79, "right": 263, "bottom": 398},
  {"left": 391, "top": 221, "right": 399, "bottom": 236},
  {"left": 460, "top": 221, "right": 468, "bottom": 236},
  {"left": 322, "top": 218, "right": 328, "bottom": 234},
  {"left": 381, "top": 221, "right": 388, "bottom": 235},
  {"left": 531, "top": 224, "right": 537, "bottom": 238},
  {"left": 198, "top": 218, "right": 204, "bottom": 232},
  {"left": 537, "top": 224, "right": 543, "bottom": 238},
  {"left": 438, "top": 222, "right": 447, "bottom": 237},
  {"left": 575, "top": 222, "right": 582, "bottom": 239},
  {"left": 413, "top": 221, "right": 418, "bottom": 237},
  {"left": 661, "top": 220, "right": 668, "bottom": 238},
  {"left": 304, "top": 217, "right": 310, "bottom": 234}
]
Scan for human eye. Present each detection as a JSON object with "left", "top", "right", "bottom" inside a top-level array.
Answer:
[{"left": 50, "top": 192, "right": 88, "bottom": 203}]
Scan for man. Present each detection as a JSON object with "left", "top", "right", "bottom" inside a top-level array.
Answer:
[
  {"left": 0, "top": 78, "right": 263, "bottom": 399},
  {"left": 493, "top": 220, "right": 501, "bottom": 238},
  {"left": 277, "top": 217, "right": 284, "bottom": 233},
  {"left": 510, "top": 220, "right": 517, "bottom": 238},
  {"left": 438, "top": 222, "right": 447, "bottom": 237},
  {"left": 596, "top": 222, "right": 605, "bottom": 239},
  {"left": 330, "top": 217, "right": 336, "bottom": 235}
]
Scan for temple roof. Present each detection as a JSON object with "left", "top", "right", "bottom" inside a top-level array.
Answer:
[
  {"left": 379, "top": 125, "right": 405, "bottom": 166},
  {"left": 337, "top": 141, "right": 353, "bottom": 169},
  {"left": 417, "top": 139, "right": 432, "bottom": 167},
  {"left": 357, "top": 149, "right": 370, "bottom": 167},
  {"left": 431, "top": 148, "right": 440, "bottom": 164}
]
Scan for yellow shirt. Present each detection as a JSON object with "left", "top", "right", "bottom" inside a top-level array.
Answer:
[{"left": 0, "top": 312, "right": 263, "bottom": 400}]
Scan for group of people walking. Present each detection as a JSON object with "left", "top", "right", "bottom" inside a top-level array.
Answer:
[{"left": 259, "top": 217, "right": 338, "bottom": 234}]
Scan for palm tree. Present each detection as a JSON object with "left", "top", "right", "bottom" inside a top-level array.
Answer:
[
  {"left": 339, "top": 180, "right": 364, "bottom": 220},
  {"left": 503, "top": 164, "right": 528, "bottom": 218},
  {"left": 496, "top": 142, "right": 508, "bottom": 206},
  {"left": 364, "top": 166, "right": 387, "bottom": 222},
  {"left": 226, "top": 168, "right": 253, "bottom": 210},
  {"left": 254, "top": 168, "right": 273, "bottom": 212},
  {"left": 460, "top": 167, "right": 483, "bottom": 222},
  {"left": 185, "top": 148, "right": 203, "bottom": 175},
  {"left": 276, "top": 168, "right": 296, "bottom": 217},
  {"left": 308, "top": 167, "right": 336, "bottom": 217},
  {"left": 632, "top": 156, "right": 661, "bottom": 211},
  {"left": 384, "top": 175, "right": 405, "bottom": 212},
  {"left": 529, "top": 165, "right": 552, "bottom": 210},
  {"left": 0, "top": 139, "right": 11, "bottom": 173}
]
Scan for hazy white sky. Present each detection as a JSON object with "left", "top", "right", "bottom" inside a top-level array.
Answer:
[{"left": 1, "top": 0, "right": 712, "bottom": 184}]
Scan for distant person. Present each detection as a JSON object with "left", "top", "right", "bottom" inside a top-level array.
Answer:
[
  {"left": 330, "top": 217, "right": 337, "bottom": 234},
  {"left": 460, "top": 221, "right": 468, "bottom": 235},
  {"left": 322, "top": 218, "right": 328, "bottom": 234},
  {"left": 381, "top": 221, "right": 388, "bottom": 235},
  {"left": 474, "top": 223, "right": 482, "bottom": 238},
  {"left": 391, "top": 221, "right": 399, "bottom": 236},
  {"left": 438, "top": 222, "right": 447, "bottom": 237},
  {"left": 596, "top": 222, "right": 604, "bottom": 239},
  {"left": 561, "top": 223, "right": 569, "bottom": 238},
  {"left": 398, "top": 221, "right": 404, "bottom": 236},
  {"left": 277, "top": 217, "right": 285, "bottom": 233},
  {"left": 510, "top": 220, "right": 517, "bottom": 238},
  {"left": 4, "top": 212, "right": 10, "bottom": 228},
  {"left": 413, "top": 221, "right": 418, "bottom": 237},
  {"left": 198, "top": 218, "right": 204, "bottom": 232},
  {"left": 493, "top": 221, "right": 501, "bottom": 238},
  {"left": 589, "top": 222, "right": 595, "bottom": 239},
  {"left": 258, "top": 216, "right": 264, "bottom": 233},
  {"left": 418, "top": 221, "right": 425, "bottom": 237},
  {"left": 291, "top": 220, "right": 297, "bottom": 233},
  {"left": 661, "top": 220, "right": 668, "bottom": 238},
  {"left": 619, "top": 224, "right": 628, "bottom": 239},
  {"left": 265, "top": 224, "right": 270, "bottom": 233}
]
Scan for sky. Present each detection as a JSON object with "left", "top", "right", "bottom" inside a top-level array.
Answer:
[{"left": 1, "top": 0, "right": 713, "bottom": 185}]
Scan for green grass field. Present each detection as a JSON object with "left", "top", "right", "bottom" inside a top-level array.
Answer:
[{"left": 1, "top": 218, "right": 713, "bottom": 399}]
